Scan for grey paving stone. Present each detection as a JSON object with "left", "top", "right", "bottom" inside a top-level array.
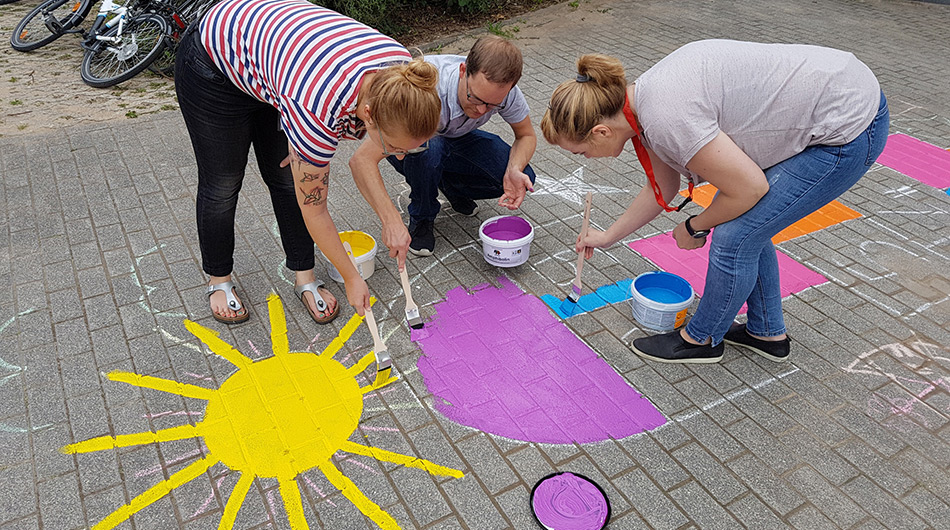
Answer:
[
  {"left": 726, "top": 454, "right": 804, "bottom": 516},
  {"left": 442, "top": 474, "right": 508, "bottom": 529},
  {"left": 0, "top": 515, "right": 41, "bottom": 530},
  {"left": 841, "top": 475, "right": 927, "bottom": 530},
  {"left": 617, "top": 433, "right": 689, "bottom": 491},
  {"left": 778, "top": 429, "right": 859, "bottom": 486},
  {"left": 505, "top": 445, "right": 555, "bottom": 487},
  {"left": 787, "top": 505, "right": 838, "bottom": 530},
  {"left": 580, "top": 439, "right": 635, "bottom": 478},
  {"left": 670, "top": 443, "right": 746, "bottom": 505},
  {"left": 900, "top": 486, "right": 950, "bottom": 528},
  {"left": 612, "top": 468, "right": 688, "bottom": 530},
  {"left": 677, "top": 412, "right": 744, "bottom": 461},
  {"left": 668, "top": 480, "right": 742, "bottom": 529},
  {"left": 834, "top": 439, "right": 917, "bottom": 498},
  {"left": 787, "top": 466, "right": 867, "bottom": 528},
  {"left": 0, "top": 463, "right": 37, "bottom": 525},
  {"left": 37, "top": 473, "right": 85, "bottom": 530},
  {"left": 454, "top": 434, "right": 518, "bottom": 495},
  {"left": 494, "top": 486, "right": 536, "bottom": 530},
  {"left": 389, "top": 466, "right": 452, "bottom": 528},
  {"left": 726, "top": 494, "right": 790, "bottom": 530}
]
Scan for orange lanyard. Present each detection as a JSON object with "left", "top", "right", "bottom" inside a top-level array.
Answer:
[{"left": 623, "top": 93, "right": 693, "bottom": 212}]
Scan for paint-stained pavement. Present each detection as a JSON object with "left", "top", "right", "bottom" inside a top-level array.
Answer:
[{"left": 2, "top": 0, "right": 950, "bottom": 528}]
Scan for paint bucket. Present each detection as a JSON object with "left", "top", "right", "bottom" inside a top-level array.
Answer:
[
  {"left": 629, "top": 271, "right": 694, "bottom": 331},
  {"left": 478, "top": 215, "right": 534, "bottom": 268},
  {"left": 530, "top": 471, "right": 611, "bottom": 530},
  {"left": 325, "top": 231, "right": 377, "bottom": 283}
]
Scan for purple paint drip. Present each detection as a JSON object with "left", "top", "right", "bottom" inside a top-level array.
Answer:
[
  {"left": 531, "top": 472, "right": 610, "bottom": 530},
  {"left": 411, "top": 277, "right": 666, "bottom": 444},
  {"left": 481, "top": 216, "right": 532, "bottom": 241}
]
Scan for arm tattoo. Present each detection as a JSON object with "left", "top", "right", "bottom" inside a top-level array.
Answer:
[
  {"left": 292, "top": 160, "right": 329, "bottom": 207},
  {"left": 299, "top": 186, "right": 324, "bottom": 206},
  {"left": 299, "top": 170, "right": 323, "bottom": 183}
]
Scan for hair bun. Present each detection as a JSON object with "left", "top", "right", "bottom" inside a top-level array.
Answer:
[{"left": 404, "top": 59, "right": 438, "bottom": 90}]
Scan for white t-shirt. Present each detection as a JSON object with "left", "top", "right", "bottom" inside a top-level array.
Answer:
[{"left": 634, "top": 39, "right": 881, "bottom": 183}]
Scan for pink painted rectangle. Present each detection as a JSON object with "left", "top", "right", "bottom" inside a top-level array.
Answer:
[
  {"left": 628, "top": 233, "right": 827, "bottom": 313},
  {"left": 876, "top": 134, "right": 950, "bottom": 188}
]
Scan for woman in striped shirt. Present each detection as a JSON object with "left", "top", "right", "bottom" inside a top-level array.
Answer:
[{"left": 175, "top": 0, "right": 439, "bottom": 324}]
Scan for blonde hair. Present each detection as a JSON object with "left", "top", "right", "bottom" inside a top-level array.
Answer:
[
  {"left": 541, "top": 54, "right": 627, "bottom": 144},
  {"left": 369, "top": 58, "right": 441, "bottom": 138}
]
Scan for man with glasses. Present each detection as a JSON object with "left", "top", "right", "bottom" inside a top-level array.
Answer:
[{"left": 353, "top": 35, "right": 537, "bottom": 257}]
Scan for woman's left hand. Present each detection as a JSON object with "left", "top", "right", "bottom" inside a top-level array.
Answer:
[{"left": 672, "top": 221, "right": 707, "bottom": 250}]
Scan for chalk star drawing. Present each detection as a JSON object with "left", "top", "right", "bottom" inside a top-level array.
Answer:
[
  {"left": 61, "top": 294, "right": 462, "bottom": 529},
  {"left": 532, "top": 167, "right": 626, "bottom": 205}
]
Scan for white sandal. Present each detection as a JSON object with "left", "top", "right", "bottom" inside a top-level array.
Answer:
[
  {"left": 207, "top": 280, "right": 250, "bottom": 324},
  {"left": 294, "top": 281, "right": 339, "bottom": 324}
]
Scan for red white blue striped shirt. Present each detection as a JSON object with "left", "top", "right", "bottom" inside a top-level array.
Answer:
[{"left": 200, "top": 0, "right": 411, "bottom": 166}]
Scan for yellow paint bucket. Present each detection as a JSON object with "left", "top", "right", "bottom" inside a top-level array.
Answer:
[{"left": 325, "top": 231, "right": 377, "bottom": 283}]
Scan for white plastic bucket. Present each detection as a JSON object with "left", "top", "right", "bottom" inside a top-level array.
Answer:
[
  {"left": 630, "top": 271, "right": 694, "bottom": 331},
  {"left": 478, "top": 215, "right": 534, "bottom": 268},
  {"left": 325, "top": 231, "right": 377, "bottom": 283}
]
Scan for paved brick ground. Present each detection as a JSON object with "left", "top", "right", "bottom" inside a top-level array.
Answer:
[{"left": 2, "top": 0, "right": 950, "bottom": 528}]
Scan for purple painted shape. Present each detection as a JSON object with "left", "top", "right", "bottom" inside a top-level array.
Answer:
[
  {"left": 876, "top": 134, "right": 950, "bottom": 188},
  {"left": 412, "top": 277, "right": 667, "bottom": 444},
  {"left": 481, "top": 216, "right": 532, "bottom": 241},
  {"left": 532, "top": 472, "right": 610, "bottom": 530},
  {"left": 628, "top": 233, "right": 826, "bottom": 314}
]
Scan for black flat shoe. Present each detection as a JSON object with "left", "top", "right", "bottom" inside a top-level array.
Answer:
[
  {"left": 723, "top": 323, "right": 790, "bottom": 362},
  {"left": 631, "top": 330, "right": 724, "bottom": 364}
]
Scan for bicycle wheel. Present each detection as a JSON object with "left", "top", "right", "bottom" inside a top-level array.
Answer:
[
  {"left": 10, "top": 0, "right": 92, "bottom": 52},
  {"left": 80, "top": 13, "right": 170, "bottom": 88}
]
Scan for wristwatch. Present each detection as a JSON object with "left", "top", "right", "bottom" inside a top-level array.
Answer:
[{"left": 685, "top": 215, "right": 710, "bottom": 239}]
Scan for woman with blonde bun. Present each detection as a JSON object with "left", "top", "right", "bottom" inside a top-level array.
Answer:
[
  {"left": 176, "top": 0, "right": 440, "bottom": 324},
  {"left": 542, "top": 40, "right": 888, "bottom": 364}
]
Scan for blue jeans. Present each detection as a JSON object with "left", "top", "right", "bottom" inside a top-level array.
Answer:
[
  {"left": 175, "top": 26, "right": 314, "bottom": 276},
  {"left": 386, "top": 129, "right": 537, "bottom": 222},
  {"left": 685, "top": 92, "right": 890, "bottom": 345}
]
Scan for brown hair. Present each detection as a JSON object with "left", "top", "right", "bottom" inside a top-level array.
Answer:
[
  {"left": 466, "top": 35, "right": 523, "bottom": 86},
  {"left": 369, "top": 58, "right": 441, "bottom": 138},
  {"left": 540, "top": 54, "right": 627, "bottom": 144}
]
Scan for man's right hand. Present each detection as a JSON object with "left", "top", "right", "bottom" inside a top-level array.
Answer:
[{"left": 382, "top": 221, "right": 411, "bottom": 271}]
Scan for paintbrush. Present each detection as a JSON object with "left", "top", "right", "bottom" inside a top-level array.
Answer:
[
  {"left": 560, "top": 191, "right": 593, "bottom": 316},
  {"left": 344, "top": 242, "right": 393, "bottom": 386},
  {"left": 398, "top": 266, "right": 424, "bottom": 329}
]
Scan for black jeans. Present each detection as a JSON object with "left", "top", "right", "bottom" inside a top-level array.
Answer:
[{"left": 175, "top": 26, "right": 314, "bottom": 276}]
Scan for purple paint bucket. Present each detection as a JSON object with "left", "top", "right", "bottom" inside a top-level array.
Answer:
[
  {"left": 530, "top": 472, "right": 611, "bottom": 530},
  {"left": 478, "top": 215, "right": 534, "bottom": 267}
]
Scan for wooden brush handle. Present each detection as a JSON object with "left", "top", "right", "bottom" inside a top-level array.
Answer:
[
  {"left": 574, "top": 192, "right": 593, "bottom": 286},
  {"left": 398, "top": 267, "right": 416, "bottom": 307},
  {"left": 344, "top": 242, "right": 384, "bottom": 351}
]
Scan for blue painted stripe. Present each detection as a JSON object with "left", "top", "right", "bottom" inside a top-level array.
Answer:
[{"left": 542, "top": 279, "right": 634, "bottom": 319}]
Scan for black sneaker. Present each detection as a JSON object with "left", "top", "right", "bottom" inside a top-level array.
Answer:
[
  {"left": 723, "top": 323, "right": 790, "bottom": 362},
  {"left": 408, "top": 218, "right": 435, "bottom": 256},
  {"left": 631, "top": 330, "right": 724, "bottom": 364},
  {"left": 445, "top": 194, "right": 479, "bottom": 217}
]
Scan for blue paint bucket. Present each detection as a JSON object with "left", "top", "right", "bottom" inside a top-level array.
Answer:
[{"left": 630, "top": 271, "right": 694, "bottom": 331}]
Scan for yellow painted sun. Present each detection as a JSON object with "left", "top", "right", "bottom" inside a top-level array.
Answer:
[{"left": 62, "top": 294, "right": 462, "bottom": 529}]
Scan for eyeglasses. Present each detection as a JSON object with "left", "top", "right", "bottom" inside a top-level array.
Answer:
[
  {"left": 464, "top": 75, "right": 506, "bottom": 110},
  {"left": 377, "top": 127, "right": 428, "bottom": 156}
]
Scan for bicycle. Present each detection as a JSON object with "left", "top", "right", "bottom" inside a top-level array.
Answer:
[
  {"left": 10, "top": 0, "right": 218, "bottom": 87},
  {"left": 78, "top": 0, "right": 171, "bottom": 87}
]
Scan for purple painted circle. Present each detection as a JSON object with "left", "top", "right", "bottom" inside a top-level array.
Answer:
[
  {"left": 531, "top": 472, "right": 610, "bottom": 530},
  {"left": 481, "top": 216, "right": 532, "bottom": 241}
]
